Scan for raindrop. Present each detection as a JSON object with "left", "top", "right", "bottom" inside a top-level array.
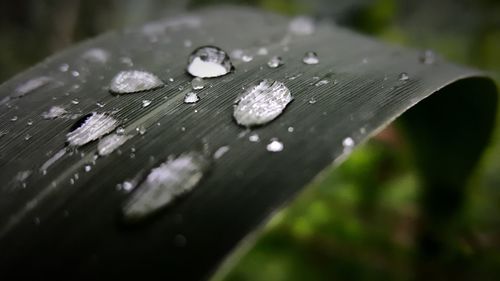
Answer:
[
  {"left": 419, "top": 50, "right": 436, "bottom": 65},
  {"left": 242, "top": 54, "right": 253, "bottom": 62},
  {"left": 27, "top": 119, "right": 33, "bottom": 126},
  {"left": 267, "top": 56, "right": 283, "bottom": 68},
  {"left": 399, "top": 72, "right": 409, "bottom": 81},
  {"left": 289, "top": 16, "right": 315, "bottom": 35},
  {"left": 122, "top": 152, "right": 210, "bottom": 222},
  {"left": 266, "top": 139, "right": 284, "bottom": 152},
  {"left": 59, "top": 64, "right": 69, "bottom": 72},
  {"left": 109, "top": 70, "right": 164, "bottom": 94},
  {"left": 249, "top": 133, "right": 260, "bottom": 142},
  {"left": 184, "top": 92, "right": 200, "bottom": 104},
  {"left": 213, "top": 146, "right": 230, "bottom": 159},
  {"left": 191, "top": 77, "right": 205, "bottom": 90},
  {"left": 257, "top": 47, "right": 268, "bottom": 55},
  {"left": 10, "top": 116, "right": 18, "bottom": 122},
  {"left": 97, "top": 133, "right": 132, "bottom": 156},
  {"left": 187, "top": 46, "right": 233, "bottom": 78},
  {"left": 142, "top": 100, "right": 152, "bottom": 108},
  {"left": 314, "top": 79, "right": 329, "bottom": 86},
  {"left": 233, "top": 79, "right": 293, "bottom": 127},
  {"left": 66, "top": 112, "right": 119, "bottom": 147},
  {"left": 303, "top": 52, "right": 319, "bottom": 64},
  {"left": 288, "top": 126, "right": 294, "bottom": 133}
]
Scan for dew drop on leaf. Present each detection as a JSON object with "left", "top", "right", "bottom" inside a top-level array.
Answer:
[{"left": 187, "top": 46, "right": 233, "bottom": 78}]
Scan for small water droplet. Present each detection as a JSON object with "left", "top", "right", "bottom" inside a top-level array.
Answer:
[
  {"left": 213, "top": 146, "right": 230, "bottom": 159},
  {"left": 267, "top": 56, "right": 283, "bottom": 68},
  {"left": 41, "top": 106, "right": 66, "bottom": 120},
  {"left": 84, "top": 165, "right": 92, "bottom": 172},
  {"left": 96, "top": 102, "right": 105, "bottom": 108},
  {"left": 419, "top": 50, "right": 436, "bottom": 64},
  {"left": 122, "top": 152, "right": 210, "bottom": 222},
  {"left": 71, "top": 99, "right": 80, "bottom": 105},
  {"left": 120, "top": 57, "right": 134, "bottom": 67},
  {"left": 184, "top": 92, "right": 200, "bottom": 104},
  {"left": 257, "top": 47, "right": 268, "bottom": 55},
  {"left": 142, "top": 100, "right": 152, "bottom": 108},
  {"left": 242, "top": 54, "right": 253, "bottom": 62},
  {"left": 233, "top": 79, "right": 293, "bottom": 127},
  {"left": 116, "top": 127, "right": 125, "bottom": 135},
  {"left": 249, "top": 133, "right": 260, "bottom": 142},
  {"left": 26, "top": 119, "right": 34, "bottom": 126},
  {"left": 59, "top": 64, "right": 69, "bottom": 72},
  {"left": 82, "top": 48, "right": 110, "bottom": 63},
  {"left": 71, "top": 71, "right": 80, "bottom": 77},
  {"left": 289, "top": 16, "right": 315, "bottom": 35},
  {"left": 10, "top": 116, "right": 18, "bottom": 122},
  {"left": 266, "top": 139, "right": 284, "bottom": 152},
  {"left": 303, "top": 52, "right": 319, "bottom": 64},
  {"left": 137, "top": 125, "right": 147, "bottom": 135},
  {"left": 187, "top": 46, "right": 233, "bottom": 78},
  {"left": 191, "top": 77, "right": 205, "bottom": 90},
  {"left": 308, "top": 97, "right": 317, "bottom": 104},
  {"left": 314, "top": 79, "right": 329, "bottom": 86},
  {"left": 109, "top": 70, "right": 164, "bottom": 94},
  {"left": 98, "top": 133, "right": 132, "bottom": 156},
  {"left": 288, "top": 126, "right": 294, "bottom": 133},
  {"left": 67, "top": 112, "right": 119, "bottom": 147},
  {"left": 399, "top": 72, "right": 409, "bottom": 81},
  {"left": 342, "top": 137, "right": 355, "bottom": 153},
  {"left": 183, "top": 40, "right": 192, "bottom": 48}
]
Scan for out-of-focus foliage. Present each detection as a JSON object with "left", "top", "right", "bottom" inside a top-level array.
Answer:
[{"left": 0, "top": 0, "right": 499, "bottom": 280}]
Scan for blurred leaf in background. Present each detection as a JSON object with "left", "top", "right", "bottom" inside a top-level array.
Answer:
[{"left": 0, "top": 0, "right": 499, "bottom": 280}]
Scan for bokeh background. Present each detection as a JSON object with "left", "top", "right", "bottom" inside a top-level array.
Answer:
[{"left": 1, "top": 1, "right": 499, "bottom": 280}]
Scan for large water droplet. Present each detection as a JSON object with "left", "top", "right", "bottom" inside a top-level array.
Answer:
[
  {"left": 98, "top": 133, "right": 133, "bottom": 156},
  {"left": 109, "top": 70, "right": 164, "bottom": 94},
  {"left": 122, "top": 152, "right": 210, "bottom": 222},
  {"left": 66, "top": 112, "right": 119, "bottom": 147},
  {"left": 42, "top": 105, "right": 68, "bottom": 119},
  {"left": 233, "top": 79, "right": 293, "bottom": 127},
  {"left": 184, "top": 92, "right": 200, "bottom": 104},
  {"left": 187, "top": 46, "right": 233, "bottom": 78},
  {"left": 266, "top": 139, "right": 284, "bottom": 152},
  {"left": 267, "top": 56, "right": 283, "bottom": 68},
  {"left": 289, "top": 16, "right": 315, "bottom": 35},
  {"left": 303, "top": 52, "right": 319, "bottom": 64},
  {"left": 191, "top": 77, "right": 206, "bottom": 90}
]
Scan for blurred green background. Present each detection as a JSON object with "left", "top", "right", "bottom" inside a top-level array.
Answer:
[{"left": 1, "top": 1, "right": 499, "bottom": 280}]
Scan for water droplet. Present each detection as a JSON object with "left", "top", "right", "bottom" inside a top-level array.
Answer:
[
  {"left": 26, "top": 119, "right": 33, "bottom": 126},
  {"left": 82, "top": 48, "right": 110, "bottom": 63},
  {"left": 249, "top": 133, "right": 260, "bottom": 142},
  {"left": 122, "top": 152, "right": 210, "bottom": 222},
  {"left": 184, "top": 92, "right": 200, "bottom": 104},
  {"left": 117, "top": 180, "right": 135, "bottom": 192},
  {"left": 266, "top": 139, "right": 284, "bottom": 152},
  {"left": 267, "top": 56, "right": 283, "bottom": 68},
  {"left": 233, "top": 80, "right": 293, "bottom": 127},
  {"left": 84, "top": 165, "right": 92, "bottom": 172},
  {"left": 257, "top": 47, "right": 268, "bottom": 55},
  {"left": 342, "top": 137, "right": 355, "bottom": 153},
  {"left": 40, "top": 148, "right": 66, "bottom": 173},
  {"left": 137, "top": 125, "right": 147, "bottom": 135},
  {"left": 71, "top": 71, "right": 80, "bottom": 77},
  {"left": 287, "top": 126, "right": 294, "bottom": 133},
  {"left": 314, "top": 79, "right": 329, "bottom": 86},
  {"left": 120, "top": 57, "right": 134, "bottom": 67},
  {"left": 303, "top": 52, "right": 319, "bottom": 64},
  {"left": 71, "top": 99, "right": 80, "bottom": 105},
  {"left": 10, "top": 116, "right": 18, "bottom": 122},
  {"left": 187, "top": 46, "right": 233, "bottom": 78},
  {"left": 96, "top": 102, "right": 105, "bottom": 108},
  {"left": 59, "top": 64, "right": 69, "bottom": 72},
  {"left": 308, "top": 97, "right": 317, "bottom": 104},
  {"left": 231, "top": 49, "right": 244, "bottom": 59},
  {"left": 142, "top": 100, "right": 152, "bottom": 108},
  {"left": 116, "top": 127, "right": 125, "bottom": 135},
  {"left": 242, "top": 54, "right": 253, "bottom": 62},
  {"left": 184, "top": 40, "right": 192, "bottom": 48},
  {"left": 191, "top": 77, "right": 205, "bottom": 90},
  {"left": 399, "top": 72, "right": 409, "bottom": 81},
  {"left": 109, "top": 70, "right": 164, "bottom": 94},
  {"left": 289, "top": 16, "right": 315, "bottom": 35},
  {"left": 97, "top": 133, "right": 132, "bottom": 156},
  {"left": 67, "top": 112, "right": 119, "bottom": 147},
  {"left": 213, "top": 146, "right": 230, "bottom": 159},
  {"left": 419, "top": 50, "right": 436, "bottom": 64}
]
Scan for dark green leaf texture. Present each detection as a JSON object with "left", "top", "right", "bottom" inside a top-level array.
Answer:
[{"left": 0, "top": 6, "right": 497, "bottom": 281}]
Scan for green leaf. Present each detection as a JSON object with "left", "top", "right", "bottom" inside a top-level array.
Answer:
[{"left": 0, "top": 6, "right": 497, "bottom": 280}]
